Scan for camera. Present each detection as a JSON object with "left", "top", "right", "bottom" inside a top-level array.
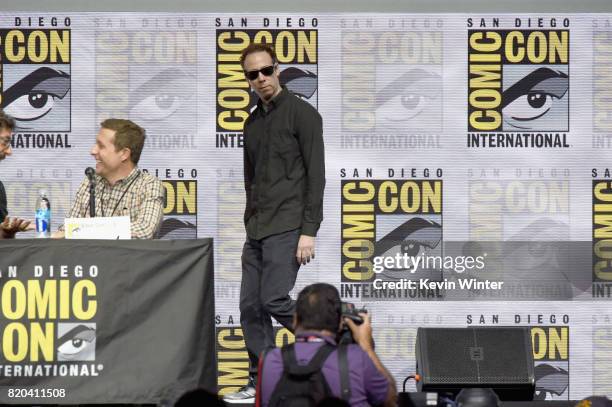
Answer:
[{"left": 338, "top": 302, "right": 367, "bottom": 344}]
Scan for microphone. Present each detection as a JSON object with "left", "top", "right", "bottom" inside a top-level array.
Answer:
[{"left": 85, "top": 167, "right": 96, "bottom": 217}]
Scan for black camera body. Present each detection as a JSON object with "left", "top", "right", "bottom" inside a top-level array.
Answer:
[{"left": 338, "top": 302, "right": 367, "bottom": 344}]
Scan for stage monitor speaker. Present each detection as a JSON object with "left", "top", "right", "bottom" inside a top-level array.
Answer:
[{"left": 415, "top": 327, "right": 535, "bottom": 401}]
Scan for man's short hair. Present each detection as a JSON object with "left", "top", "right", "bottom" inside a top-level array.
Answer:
[
  {"left": 0, "top": 110, "right": 15, "bottom": 132},
  {"left": 100, "top": 119, "right": 145, "bottom": 165},
  {"left": 295, "top": 283, "right": 342, "bottom": 333},
  {"left": 240, "top": 42, "right": 277, "bottom": 69}
]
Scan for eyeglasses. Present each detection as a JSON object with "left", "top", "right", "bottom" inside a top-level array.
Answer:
[
  {"left": 0, "top": 136, "right": 11, "bottom": 148},
  {"left": 244, "top": 65, "right": 276, "bottom": 81}
]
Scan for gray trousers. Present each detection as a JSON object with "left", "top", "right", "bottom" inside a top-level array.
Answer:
[{"left": 240, "top": 228, "right": 301, "bottom": 377}]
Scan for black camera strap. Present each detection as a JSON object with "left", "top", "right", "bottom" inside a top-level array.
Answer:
[{"left": 338, "top": 343, "right": 351, "bottom": 402}]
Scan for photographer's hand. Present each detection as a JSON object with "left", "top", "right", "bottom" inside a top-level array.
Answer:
[
  {"left": 345, "top": 312, "right": 397, "bottom": 407},
  {"left": 344, "top": 312, "right": 374, "bottom": 352}
]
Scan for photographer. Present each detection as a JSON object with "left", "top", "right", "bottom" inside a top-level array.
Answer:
[{"left": 257, "top": 283, "right": 397, "bottom": 407}]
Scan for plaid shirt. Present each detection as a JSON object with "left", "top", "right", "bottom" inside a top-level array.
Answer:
[{"left": 67, "top": 168, "right": 164, "bottom": 239}]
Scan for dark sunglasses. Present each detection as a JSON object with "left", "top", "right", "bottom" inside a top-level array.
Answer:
[{"left": 244, "top": 65, "right": 276, "bottom": 81}]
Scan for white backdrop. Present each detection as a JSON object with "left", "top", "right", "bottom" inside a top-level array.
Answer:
[{"left": 1, "top": 13, "right": 611, "bottom": 400}]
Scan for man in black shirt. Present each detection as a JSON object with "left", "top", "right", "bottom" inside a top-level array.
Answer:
[
  {"left": 0, "top": 110, "right": 31, "bottom": 239},
  {"left": 224, "top": 43, "right": 325, "bottom": 404}
]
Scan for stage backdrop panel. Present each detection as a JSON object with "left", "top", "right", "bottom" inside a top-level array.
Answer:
[{"left": 0, "top": 12, "right": 611, "bottom": 400}]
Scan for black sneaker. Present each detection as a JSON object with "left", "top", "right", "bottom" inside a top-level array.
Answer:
[{"left": 223, "top": 377, "right": 256, "bottom": 404}]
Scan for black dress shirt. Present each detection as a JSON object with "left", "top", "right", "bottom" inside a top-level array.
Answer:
[{"left": 243, "top": 87, "right": 325, "bottom": 240}]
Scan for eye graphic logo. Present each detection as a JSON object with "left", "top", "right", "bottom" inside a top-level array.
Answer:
[
  {"left": 375, "top": 68, "right": 442, "bottom": 132},
  {"left": 246, "top": 67, "right": 318, "bottom": 113},
  {"left": 0, "top": 29, "right": 71, "bottom": 132},
  {"left": 502, "top": 67, "right": 568, "bottom": 131},
  {"left": 159, "top": 218, "right": 197, "bottom": 239},
  {"left": 57, "top": 323, "right": 96, "bottom": 361},
  {"left": 534, "top": 363, "right": 569, "bottom": 400},
  {"left": 2, "top": 67, "right": 70, "bottom": 131},
  {"left": 502, "top": 218, "right": 570, "bottom": 273},
  {"left": 128, "top": 68, "right": 196, "bottom": 128},
  {"left": 279, "top": 67, "right": 317, "bottom": 102},
  {"left": 374, "top": 216, "right": 442, "bottom": 281}
]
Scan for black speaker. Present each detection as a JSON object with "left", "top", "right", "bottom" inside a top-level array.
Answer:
[{"left": 415, "top": 327, "right": 535, "bottom": 401}]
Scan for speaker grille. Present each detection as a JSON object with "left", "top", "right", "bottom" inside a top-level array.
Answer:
[
  {"left": 422, "top": 328, "right": 477, "bottom": 383},
  {"left": 416, "top": 327, "right": 535, "bottom": 399},
  {"left": 476, "top": 328, "right": 532, "bottom": 383}
]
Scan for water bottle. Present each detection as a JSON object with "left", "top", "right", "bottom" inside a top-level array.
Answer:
[{"left": 35, "top": 189, "right": 51, "bottom": 238}]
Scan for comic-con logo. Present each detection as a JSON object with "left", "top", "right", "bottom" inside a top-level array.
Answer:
[
  {"left": 5, "top": 179, "right": 72, "bottom": 221},
  {"left": 0, "top": 25, "right": 71, "bottom": 149},
  {"left": 143, "top": 168, "right": 197, "bottom": 239},
  {"left": 468, "top": 176, "right": 570, "bottom": 241},
  {"left": 592, "top": 324, "right": 612, "bottom": 394},
  {"left": 467, "top": 22, "right": 569, "bottom": 148},
  {"left": 592, "top": 171, "right": 612, "bottom": 298},
  {"left": 467, "top": 172, "right": 574, "bottom": 299},
  {"left": 0, "top": 265, "right": 99, "bottom": 377},
  {"left": 216, "top": 171, "right": 246, "bottom": 284},
  {"left": 215, "top": 27, "right": 318, "bottom": 148},
  {"left": 531, "top": 326, "right": 569, "bottom": 400},
  {"left": 160, "top": 179, "right": 197, "bottom": 239},
  {"left": 341, "top": 21, "right": 443, "bottom": 149},
  {"left": 95, "top": 26, "right": 197, "bottom": 150},
  {"left": 340, "top": 174, "right": 443, "bottom": 300},
  {"left": 215, "top": 326, "right": 293, "bottom": 396}
]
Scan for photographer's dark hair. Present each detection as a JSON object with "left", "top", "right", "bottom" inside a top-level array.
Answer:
[{"left": 295, "top": 283, "right": 342, "bottom": 333}]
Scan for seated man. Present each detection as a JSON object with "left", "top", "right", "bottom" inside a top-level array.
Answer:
[
  {"left": 257, "top": 283, "right": 397, "bottom": 407},
  {"left": 0, "top": 110, "right": 31, "bottom": 239},
  {"left": 62, "top": 119, "right": 164, "bottom": 239}
]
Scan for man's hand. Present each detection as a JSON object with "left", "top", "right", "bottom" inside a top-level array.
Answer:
[
  {"left": 344, "top": 312, "right": 374, "bottom": 352},
  {"left": 296, "top": 235, "right": 315, "bottom": 265},
  {"left": 51, "top": 230, "right": 65, "bottom": 239},
  {"left": 0, "top": 217, "right": 32, "bottom": 239}
]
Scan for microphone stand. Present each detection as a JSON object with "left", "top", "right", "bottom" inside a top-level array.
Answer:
[
  {"left": 85, "top": 168, "right": 96, "bottom": 218},
  {"left": 89, "top": 179, "right": 96, "bottom": 218}
]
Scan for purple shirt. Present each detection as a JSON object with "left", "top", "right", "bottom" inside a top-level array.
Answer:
[{"left": 259, "top": 332, "right": 389, "bottom": 407}]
